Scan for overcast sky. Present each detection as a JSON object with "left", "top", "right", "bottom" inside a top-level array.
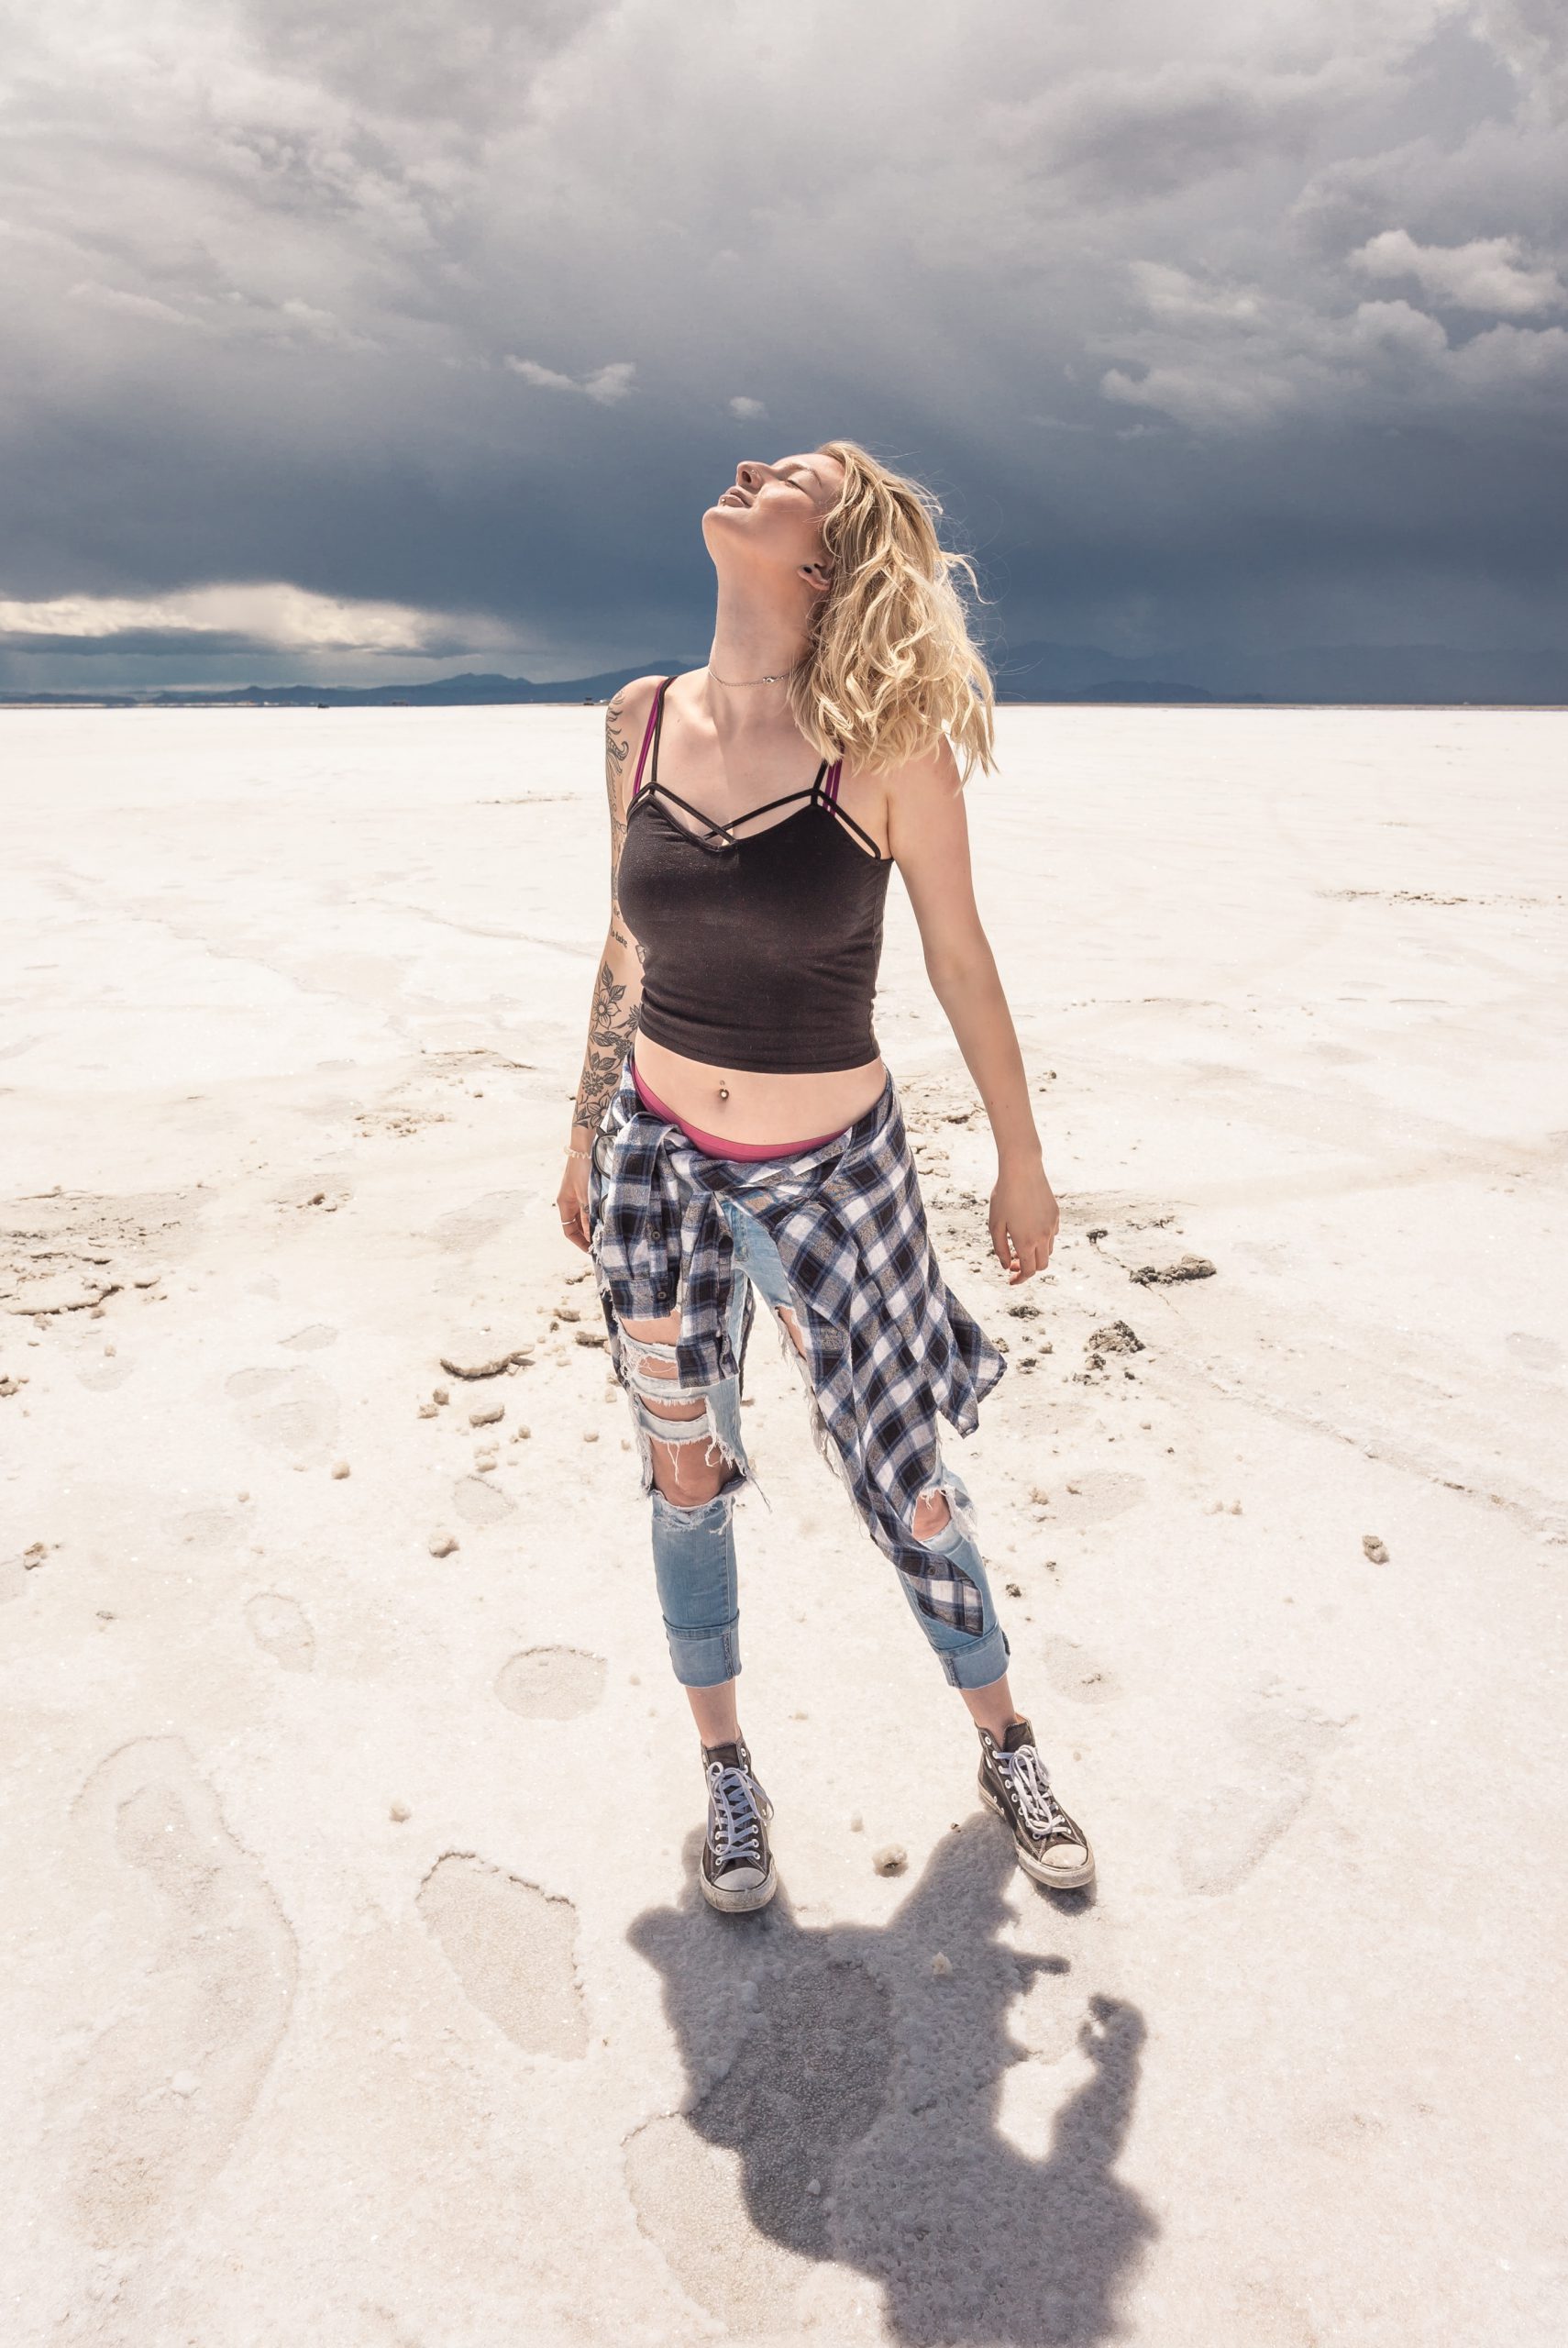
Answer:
[{"left": 3, "top": 0, "right": 1565, "bottom": 687}]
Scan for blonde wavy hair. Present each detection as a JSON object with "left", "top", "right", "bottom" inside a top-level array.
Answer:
[{"left": 788, "top": 438, "right": 996, "bottom": 781}]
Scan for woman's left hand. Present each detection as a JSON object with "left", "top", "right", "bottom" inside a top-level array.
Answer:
[{"left": 988, "top": 1157, "right": 1060, "bottom": 1284}]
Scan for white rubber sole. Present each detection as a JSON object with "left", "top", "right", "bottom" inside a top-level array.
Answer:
[
  {"left": 701, "top": 1858, "right": 778, "bottom": 1913},
  {"left": 979, "top": 1778, "right": 1096, "bottom": 1890}
]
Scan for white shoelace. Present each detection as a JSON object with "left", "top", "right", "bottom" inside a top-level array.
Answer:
[
  {"left": 708, "top": 1760, "right": 767, "bottom": 1867},
  {"left": 995, "top": 1742, "right": 1075, "bottom": 1843}
]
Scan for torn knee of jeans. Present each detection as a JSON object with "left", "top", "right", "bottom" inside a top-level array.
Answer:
[
  {"left": 644, "top": 1415, "right": 718, "bottom": 1453},
  {"left": 651, "top": 1477, "right": 742, "bottom": 1525},
  {"left": 911, "top": 1490, "right": 952, "bottom": 1541},
  {"left": 668, "top": 1413, "right": 744, "bottom": 1468},
  {"left": 910, "top": 1476, "right": 977, "bottom": 1550},
  {"left": 634, "top": 1391, "right": 714, "bottom": 1445},
  {"left": 637, "top": 1388, "right": 709, "bottom": 1423},
  {"left": 634, "top": 1388, "right": 743, "bottom": 1468}
]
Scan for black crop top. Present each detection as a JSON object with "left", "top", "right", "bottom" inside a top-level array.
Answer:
[{"left": 615, "top": 676, "right": 892, "bottom": 1075}]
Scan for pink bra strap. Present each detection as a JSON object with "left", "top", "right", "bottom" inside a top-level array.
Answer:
[
  {"left": 629, "top": 678, "right": 670, "bottom": 800},
  {"left": 823, "top": 758, "right": 844, "bottom": 805}
]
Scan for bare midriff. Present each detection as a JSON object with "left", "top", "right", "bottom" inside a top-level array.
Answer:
[{"left": 633, "top": 1033, "right": 887, "bottom": 1152}]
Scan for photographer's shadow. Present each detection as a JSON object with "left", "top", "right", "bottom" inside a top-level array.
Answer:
[{"left": 626, "top": 1818, "right": 1156, "bottom": 2343}]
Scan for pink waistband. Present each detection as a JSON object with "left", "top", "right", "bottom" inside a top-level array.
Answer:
[{"left": 632, "top": 1059, "right": 845, "bottom": 1161}]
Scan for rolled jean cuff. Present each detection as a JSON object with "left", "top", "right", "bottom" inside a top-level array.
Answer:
[
  {"left": 663, "top": 1620, "right": 742, "bottom": 1688},
  {"left": 933, "top": 1617, "right": 1010, "bottom": 1690},
  {"left": 900, "top": 1479, "right": 1012, "bottom": 1689}
]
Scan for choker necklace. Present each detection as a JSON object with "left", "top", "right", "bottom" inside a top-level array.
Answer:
[{"left": 707, "top": 663, "right": 790, "bottom": 687}]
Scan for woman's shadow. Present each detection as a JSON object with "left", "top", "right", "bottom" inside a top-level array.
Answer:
[{"left": 626, "top": 1817, "right": 1156, "bottom": 2344}]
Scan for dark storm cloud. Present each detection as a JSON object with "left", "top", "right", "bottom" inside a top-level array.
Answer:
[{"left": 2, "top": 0, "right": 1565, "bottom": 685}]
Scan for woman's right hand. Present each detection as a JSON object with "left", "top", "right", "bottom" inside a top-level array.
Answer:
[{"left": 557, "top": 1147, "right": 591, "bottom": 1253}]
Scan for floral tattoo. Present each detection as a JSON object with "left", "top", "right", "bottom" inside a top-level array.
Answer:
[{"left": 573, "top": 957, "right": 640, "bottom": 1134}]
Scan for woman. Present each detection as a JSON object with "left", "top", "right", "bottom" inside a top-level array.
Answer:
[{"left": 558, "top": 440, "right": 1093, "bottom": 1912}]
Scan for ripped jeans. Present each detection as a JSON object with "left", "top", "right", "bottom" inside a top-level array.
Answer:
[{"left": 608, "top": 1192, "right": 1011, "bottom": 1693}]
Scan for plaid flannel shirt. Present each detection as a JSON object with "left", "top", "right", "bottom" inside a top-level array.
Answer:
[{"left": 590, "top": 1062, "right": 1007, "bottom": 1633}]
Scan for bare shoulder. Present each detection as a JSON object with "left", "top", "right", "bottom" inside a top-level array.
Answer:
[
  {"left": 605, "top": 671, "right": 665, "bottom": 747},
  {"left": 602, "top": 673, "right": 666, "bottom": 814},
  {"left": 883, "top": 737, "right": 969, "bottom": 860},
  {"left": 612, "top": 671, "right": 670, "bottom": 716},
  {"left": 640, "top": 664, "right": 712, "bottom": 726},
  {"left": 886, "top": 736, "right": 964, "bottom": 802}
]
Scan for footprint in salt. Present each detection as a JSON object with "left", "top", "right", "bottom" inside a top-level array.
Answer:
[
  {"left": 417, "top": 1855, "right": 587, "bottom": 2058},
  {"left": 245, "top": 1593, "right": 315, "bottom": 1673},
  {"left": 1038, "top": 1470, "right": 1147, "bottom": 1529},
  {"left": 279, "top": 1324, "right": 338, "bottom": 1353},
  {"left": 1176, "top": 1687, "right": 1348, "bottom": 1897},
  {"left": 64, "top": 1737, "right": 298, "bottom": 2248},
  {"left": 454, "top": 1475, "right": 514, "bottom": 1525},
  {"left": 494, "top": 1646, "right": 606, "bottom": 1720},
  {"left": 225, "top": 1365, "right": 339, "bottom": 1463},
  {"left": 428, "top": 1191, "right": 531, "bottom": 1254},
  {"left": 1039, "top": 1632, "right": 1121, "bottom": 1706},
  {"left": 166, "top": 1504, "right": 245, "bottom": 1553}
]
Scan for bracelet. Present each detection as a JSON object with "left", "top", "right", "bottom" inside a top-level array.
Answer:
[{"left": 566, "top": 1146, "right": 591, "bottom": 1160}]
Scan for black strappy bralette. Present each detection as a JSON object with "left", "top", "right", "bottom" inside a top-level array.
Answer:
[{"left": 613, "top": 675, "right": 893, "bottom": 1076}]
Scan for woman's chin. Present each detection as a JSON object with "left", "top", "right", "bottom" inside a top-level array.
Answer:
[{"left": 701, "top": 504, "right": 746, "bottom": 547}]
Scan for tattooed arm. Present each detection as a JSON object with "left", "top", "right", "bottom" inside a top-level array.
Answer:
[
  {"left": 557, "top": 680, "right": 656, "bottom": 1250},
  {"left": 572, "top": 681, "right": 647, "bottom": 1131}
]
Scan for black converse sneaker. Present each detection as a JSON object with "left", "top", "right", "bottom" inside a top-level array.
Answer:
[
  {"left": 700, "top": 1736, "right": 778, "bottom": 1913},
  {"left": 977, "top": 1716, "right": 1096, "bottom": 1889}
]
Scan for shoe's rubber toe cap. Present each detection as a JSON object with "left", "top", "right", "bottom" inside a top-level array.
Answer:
[{"left": 701, "top": 1857, "right": 778, "bottom": 1912}]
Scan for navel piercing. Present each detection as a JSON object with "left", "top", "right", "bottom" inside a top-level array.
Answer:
[{"left": 718, "top": 1085, "right": 730, "bottom": 1102}]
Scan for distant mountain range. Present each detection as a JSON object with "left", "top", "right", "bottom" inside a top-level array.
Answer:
[
  {"left": 990, "top": 640, "right": 1568, "bottom": 705},
  {"left": 5, "top": 643, "right": 1565, "bottom": 707},
  {"left": 0, "top": 663, "right": 702, "bottom": 709}
]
